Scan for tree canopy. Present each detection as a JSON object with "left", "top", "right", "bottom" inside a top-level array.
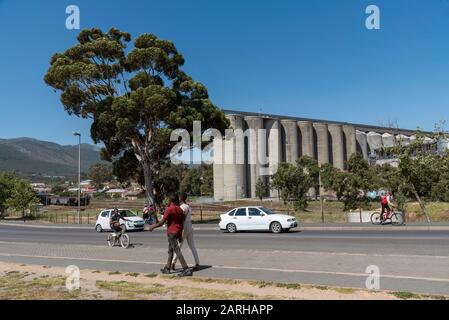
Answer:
[
  {"left": 0, "top": 173, "right": 39, "bottom": 219},
  {"left": 88, "top": 163, "right": 113, "bottom": 188},
  {"left": 271, "top": 156, "right": 319, "bottom": 210},
  {"left": 44, "top": 28, "right": 229, "bottom": 206}
]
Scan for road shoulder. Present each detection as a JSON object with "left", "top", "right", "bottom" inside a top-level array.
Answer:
[{"left": 2, "top": 262, "right": 445, "bottom": 300}]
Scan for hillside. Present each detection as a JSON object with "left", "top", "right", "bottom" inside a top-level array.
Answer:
[{"left": 0, "top": 137, "right": 105, "bottom": 177}]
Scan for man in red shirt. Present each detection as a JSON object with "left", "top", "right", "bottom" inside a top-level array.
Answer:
[{"left": 149, "top": 193, "right": 192, "bottom": 277}]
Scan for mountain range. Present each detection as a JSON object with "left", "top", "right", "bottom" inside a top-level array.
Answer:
[{"left": 0, "top": 137, "right": 105, "bottom": 177}]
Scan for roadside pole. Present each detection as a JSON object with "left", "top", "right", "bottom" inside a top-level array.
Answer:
[
  {"left": 73, "top": 132, "right": 81, "bottom": 224},
  {"left": 319, "top": 174, "right": 324, "bottom": 224}
]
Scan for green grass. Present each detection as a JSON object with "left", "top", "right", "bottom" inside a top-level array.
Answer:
[
  {"left": 145, "top": 273, "right": 157, "bottom": 278},
  {"left": 334, "top": 287, "right": 357, "bottom": 294},
  {"left": 8, "top": 198, "right": 449, "bottom": 225},
  {"left": 313, "top": 285, "right": 329, "bottom": 290},
  {"left": 188, "top": 277, "right": 239, "bottom": 285},
  {"left": 96, "top": 280, "right": 164, "bottom": 299},
  {"left": 392, "top": 291, "right": 422, "bottom": 300},
  {"left": 249, "top": 280, "right": 273, "bottom": 288},
  {"left": 404, "top": 202, "right": 449, "bottom": 222},
  {"left": 276, "top": 283, "right": 301, "bottom": 290},
  {"left": 108, "top": 271, "right": 121, "bottom": 275},
  {"left": 0, "top": 271, "right": 83, "bottom": 300},
  {"left": 125, "top": 272, "right": 140, "bottom": 277},
  {"left": 95, "top": 280, "right": 259, "bottom": 300}
]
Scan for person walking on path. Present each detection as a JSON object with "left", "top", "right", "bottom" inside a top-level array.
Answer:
[
  {"left": 171, "top": 192, "right": 200, "bottom": 271},
  {"left": 149, "top": 193, "right": 192, "bottom": 277}
]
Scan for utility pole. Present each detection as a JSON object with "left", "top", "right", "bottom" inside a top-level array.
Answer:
[{"left": 73, "top": 132, "right": 81, "bottom": 224}]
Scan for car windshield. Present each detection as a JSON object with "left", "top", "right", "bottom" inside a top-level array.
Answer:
[
  {"left": 260, "top": 207, "right": 277, "bottom": 215},
  {"left": 118, "top": 210, "right": 137, "bottom": 217}
]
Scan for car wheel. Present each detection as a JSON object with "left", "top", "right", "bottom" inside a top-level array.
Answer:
[
  {"left": 226, "top": 223, "right": 237, "bottom": 233},
  {"left": 270, "top": 221, "right": 282, "bottom": 234},
  {"left": 95, "top": 224, "right": 103, "bottom": 233}
]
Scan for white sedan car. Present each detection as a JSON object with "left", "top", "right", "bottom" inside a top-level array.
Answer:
[
  {"left": 95, "top": 209, "right": 145, "bottom": 232},
  {"left": 219, "top": 206, "right": 298, "bottom": 233}
]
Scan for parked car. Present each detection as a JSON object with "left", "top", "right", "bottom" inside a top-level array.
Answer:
[
  {"left": 95, "top": 209, "right": 145, "bottom": 232},
  {"left": 219, "top": 206, "right": 298, "bottom": 233}
]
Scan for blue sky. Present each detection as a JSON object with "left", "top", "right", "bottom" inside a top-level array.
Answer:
[{"left": 1, "top": 0, "right": 449, "bottom": 145}]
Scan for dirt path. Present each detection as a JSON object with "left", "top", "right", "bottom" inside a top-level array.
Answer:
[{"left": 1, "top": 262, "right": 445, "bottom": 300}]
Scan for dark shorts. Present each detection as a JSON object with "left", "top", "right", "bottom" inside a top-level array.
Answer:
[
  {"left": 111, "top": 222, "right": 122, "bottom": 232},
  {"left": 381, "top": 203, "right": 391, "bottom": 214}
]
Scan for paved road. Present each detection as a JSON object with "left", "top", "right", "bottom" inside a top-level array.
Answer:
[{"left": 0, "top": 224, "right": 448, "bottom": 296}]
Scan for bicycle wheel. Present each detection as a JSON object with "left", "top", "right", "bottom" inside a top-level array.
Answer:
[
  {"left": 107, "top": 234, "right": 115, "bottom": 247},
  {"left": 391, "top": 213, "right": 404, "bottom": 226},
  {"left": 371, "top": 212, "right": 382, "bottom": 225},
  {"left": 120, "top": 234, "right": 130, "bottom": 248}
]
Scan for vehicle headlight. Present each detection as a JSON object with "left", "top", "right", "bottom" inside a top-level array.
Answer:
[
  {"left": 127, "top": 221, "right": 133, "bottom": 226},
  {"left": 287, "top": 219, "right": 292, "bottom": 222}
]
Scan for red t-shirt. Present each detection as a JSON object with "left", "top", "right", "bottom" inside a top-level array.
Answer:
[{"left": 163, "top": 203, "right": 184, "bottom": 237}]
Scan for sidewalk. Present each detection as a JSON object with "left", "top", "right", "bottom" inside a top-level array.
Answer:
[{"left": 1, "top": 220, "right": 449, "bottom": 231}]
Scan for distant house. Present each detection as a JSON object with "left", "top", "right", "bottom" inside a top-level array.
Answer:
[
  {"left": 36, "top": 193, "right": 90, "bottom": 207},
  {"left": 124, "top": 190, "right": 143, "bottom": 200},
  {"left": 80, "top": 180, "right": 93, "bottom": 187},
  {"left": 106, "top": 188, "right": 126, "bottom": 198},
  {"left": 31, "top": 183, "right": 52, "bottom": 193}
]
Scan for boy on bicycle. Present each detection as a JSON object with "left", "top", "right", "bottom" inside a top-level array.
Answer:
[
  {"left": 380, "top": 191, "right": 394, "bottom": 220},
  {"left": 110, "top": 208, "right": 129, "bottom": 234}
]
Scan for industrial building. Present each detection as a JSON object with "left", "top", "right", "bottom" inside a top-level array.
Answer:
[{"left": 213, "top": 110, "right": 438, "bottom": 201}]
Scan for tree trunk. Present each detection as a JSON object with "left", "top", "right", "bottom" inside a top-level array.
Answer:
[
  {"left": 411, "top": 184, "right": 431, "bottom": 223},
  {"left": 320, "top": 197, "right": 324, "bottom": 224},
  {"left": 141, "top": 161, "right": 156, "bottom": 207}
]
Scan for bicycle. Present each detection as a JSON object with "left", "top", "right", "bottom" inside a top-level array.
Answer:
[
  {"left": 107, "top": 230, "right": 130, "bottom": 248},
  {"left": 370, "top": 209, "right": 404, "bottom": 226}
]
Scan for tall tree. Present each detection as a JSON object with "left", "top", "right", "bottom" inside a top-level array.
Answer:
[
  {"left": 271, "top": 156, "right": 319, "bottom": 210},
  {"left": 320, "top": 154, "right": 374, "bottom": 211},
  {"left": 6, "top": 179, "right": 40, "bottom": 220},
  {"left": 44, "top": 28, "right": 229, "bottom": 206},
  {"left": 383, "top": 129, "right": 449, "bottom": 222},
  {"left": 0, "top": 172, "right": 15, "bottom": 218},
  {"left": 88, "top": 163, "right": 113, "bottom": 188},
  {"left": 255, "top": 178, "right": 267, "bottom": 201},
  {"left": 297, "top": 155, "right": 320, "bottom": 199}
]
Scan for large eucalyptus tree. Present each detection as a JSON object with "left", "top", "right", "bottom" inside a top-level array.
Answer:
[{"left": 45, "top": 28, "right": 229, "bottom": 205}]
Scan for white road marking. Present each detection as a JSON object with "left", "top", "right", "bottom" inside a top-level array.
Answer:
[
  {"left": 0, "top": 240, "right": 448, "bottom": 259},
  {"left": 0, "top": 252, "right": 448, "bottom": 284}
]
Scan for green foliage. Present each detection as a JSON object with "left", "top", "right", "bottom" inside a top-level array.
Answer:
[
  {"left": 430, "top": 151, "right": 449, "bottom": 202},
  {"left": 4, "top": 176, "right": 40, "bottom": 218},
  {"left": 255, "top": 178, "right": 267, "bottom": 201},
  {"left": 319, "top": 163, "right": 344, "bottom": 199},
  {"left": 44, "top": 28, "right": 229, "bottom": 206},
  {"left": 50, "top": 184, "right": 66, "bottom": 195},
  {"left": 271, "top": 156, "right": 319, "bottom": 210},
  {"left": 179, "top": 165, "right": 213, "bottom": 197},
  {"left": 386, "top": 132, "right": 449, "bottom": 222},
  {"left": 297, "top": 155, "right": 320, "bottom": 196},
  {"left": 320, "top": 154, "right": 374, "bottom": 211},
  {"left": 0, "top": 172, "right": 15, "bottom": 216},
  {"left": 88, "top": 163, "right": 113, "bottom": 187}
]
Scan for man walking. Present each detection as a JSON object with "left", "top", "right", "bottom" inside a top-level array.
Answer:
[
  {"left": 172, "top": 193, "right": 200, "bottom": 271},
  {"left": 149, "top": 193, "right": 192, "bottom": 277}
]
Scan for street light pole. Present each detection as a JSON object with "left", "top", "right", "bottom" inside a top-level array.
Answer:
[{"left": 73, "top": 132, "right": 81, "bottom": 224}]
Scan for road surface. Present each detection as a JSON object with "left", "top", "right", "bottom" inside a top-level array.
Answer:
[{"left": 0, "top": 224, "right": 448, "bottom": 296}]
